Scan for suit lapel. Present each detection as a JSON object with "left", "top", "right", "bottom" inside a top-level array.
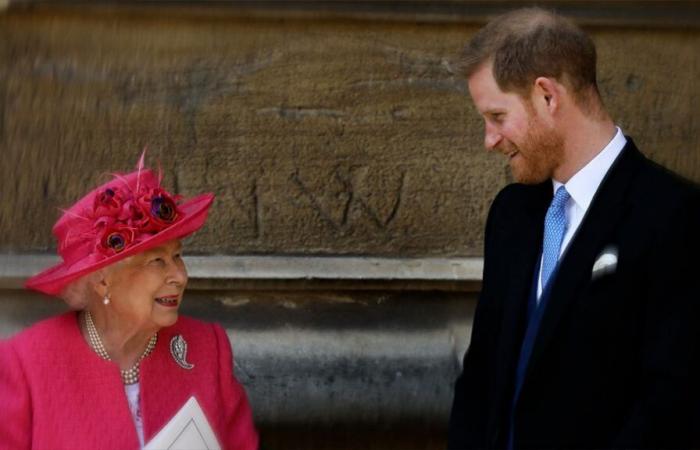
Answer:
[
  {"left": 523, "top": 141, "right": 645, "bottom": 385},
  {"left": 489, "top": 182, "right": 551, "bottom": 433}
]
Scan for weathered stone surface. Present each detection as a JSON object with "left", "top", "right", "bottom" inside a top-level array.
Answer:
[{"left": 1, "top": 10, "right": 698, "bottom": 257}]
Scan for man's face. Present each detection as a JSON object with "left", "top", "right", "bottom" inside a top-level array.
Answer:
[{"left": 468, "top": 63, "right": 564, "bottom": 184}]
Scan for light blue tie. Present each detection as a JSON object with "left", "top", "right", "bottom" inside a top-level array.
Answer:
[{"left": 541, "top": 186, "right": 570, "bottom": 291}]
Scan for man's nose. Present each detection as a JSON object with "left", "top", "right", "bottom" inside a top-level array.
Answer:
[{"left": 484, "top": 123, "right": 502, "bottom": 150}]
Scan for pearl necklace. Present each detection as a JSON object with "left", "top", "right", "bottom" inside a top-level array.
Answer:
[{"left": 84, "top": 311, "right": 158, "bottom": 385}]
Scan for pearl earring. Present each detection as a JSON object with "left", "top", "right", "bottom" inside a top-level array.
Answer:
[{"left": 103, "top": 293, "right": 111, "bottom": 305}]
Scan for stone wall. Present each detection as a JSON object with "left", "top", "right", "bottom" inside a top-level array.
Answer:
[{"left": 2, "top": 5, "right": 697, "bottom": 257}]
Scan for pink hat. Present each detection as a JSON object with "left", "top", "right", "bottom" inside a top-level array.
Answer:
[{"left": 25, "top": 153, "right": 214, "bottom": 296}]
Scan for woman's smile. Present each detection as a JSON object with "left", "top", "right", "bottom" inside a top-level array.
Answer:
[{"left": 155, "top": 295, "right": 180, "bottom": 307}]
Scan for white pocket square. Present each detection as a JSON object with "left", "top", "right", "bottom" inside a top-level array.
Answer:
[{"left": 592, "top": 246, "right": 618, "bottom": 279}]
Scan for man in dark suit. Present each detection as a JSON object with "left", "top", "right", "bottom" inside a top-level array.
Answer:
[{"left": 448, "top": 7, "right": 700, "bottom": 449}]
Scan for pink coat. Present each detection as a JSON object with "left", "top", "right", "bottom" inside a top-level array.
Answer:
[{"left": 0, "top": 312, "right": 259, "bottom": 450}]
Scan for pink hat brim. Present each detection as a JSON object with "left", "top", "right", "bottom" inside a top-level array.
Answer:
[{"left": 25, "top": 193, "right": 214, "bottom": 297}]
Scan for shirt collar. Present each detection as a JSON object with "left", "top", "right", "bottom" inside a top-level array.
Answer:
[{"left": 552, "top": 126, "right": 627, "bottom": 211}]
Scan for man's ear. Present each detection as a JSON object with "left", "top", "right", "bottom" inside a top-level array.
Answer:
[{"left": 532, "top": 76, "right": 562, "bottom": 116}]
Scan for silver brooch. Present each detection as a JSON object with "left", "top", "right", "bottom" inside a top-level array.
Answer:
[{"left": 170, "top": 335, "right": 194, "bottom": 370}]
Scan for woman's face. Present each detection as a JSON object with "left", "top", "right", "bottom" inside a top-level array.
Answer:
[{"left": 103, "top": 239, "right": 188, "bottom": 331}]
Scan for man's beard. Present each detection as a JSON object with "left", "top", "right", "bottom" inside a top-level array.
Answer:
[{"left": 507, "top": 116, "right": 564, "bottom": 185}]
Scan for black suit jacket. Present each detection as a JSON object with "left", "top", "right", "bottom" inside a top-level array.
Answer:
[{"left": 448, "top": 140, "right": 700, "bottom": 449}]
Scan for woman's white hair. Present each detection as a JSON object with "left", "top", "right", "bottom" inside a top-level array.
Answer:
[{"left": 59, "top": 272, "right": 101, "bottom": 310}]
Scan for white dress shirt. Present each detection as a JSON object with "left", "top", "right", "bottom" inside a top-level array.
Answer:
[{"left": 537, "top": 127, "right": 627, "bottom": 299}]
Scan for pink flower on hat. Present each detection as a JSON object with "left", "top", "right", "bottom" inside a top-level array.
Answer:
[
  {"left": 119, "top": 200, "right": 150, "bottom": 230},
  {"left": 89, "top": 182, "right": 183, "bottom": 255},
  {"left": 136, "top": 187, "right": 181, "bottom": 231},
  {"left": 93, "top": 187, "right": 126, "bottom": 217},
  {"left": 97, "top": 223, "right": 136, "bottom": 256}
]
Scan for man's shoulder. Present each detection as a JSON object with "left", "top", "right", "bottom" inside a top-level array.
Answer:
[
  {"left": 633, "top": 155, "right": 699, "bottom": 204},
  {"left": 496, "top": 182, "right": 547, "bottom": 201},
  {"left": 490, "top": 182, "right": 550, "bottom": 214},
  {"left": 608, "top": 142, "right": 699, "bottom": 233},
  {"left": 614, "top": 143, "right": 699, "bottom": 224}
]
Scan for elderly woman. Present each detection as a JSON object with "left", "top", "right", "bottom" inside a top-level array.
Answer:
[{"left": 0, "top": 155, "right": 258, "bottom": 450}]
